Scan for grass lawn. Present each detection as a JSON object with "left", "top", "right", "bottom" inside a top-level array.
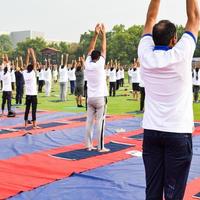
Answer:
[{"left": 3, "top": 73, "right": 200, "bottom": 120}]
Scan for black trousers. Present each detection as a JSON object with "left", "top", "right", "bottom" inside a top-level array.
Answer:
[
  {"left": 16, "top": 84, "right": 24, "bottom": 104},
  {"left": 116, "top": 80, "right": 120, "bottom": 90},
  {"left": 24, "top": 95, "right": 37, "bottom": 121},
  {"left": 84, "top": 81, "right": 88, "bottom": 109},
  {"left": 140, "top": 87, "right": 145, "bottom": 111},
  {"left": 109, "top": 82, "right": 116, "bottom": 96},
  {"left": 193, "top": 85, "right": 200, "bottom": 102},
  {"left": 1, "top": 91, "right": 12, "bottom": 112},
  {"left": 120, "top": 78, "right": 124, "bottom": 87},
  {"left": 143, "top": 129, "right": 192, "bottom": 200},
  {"left": 38, "top": 80, "right": 45, "bottom": 93}
]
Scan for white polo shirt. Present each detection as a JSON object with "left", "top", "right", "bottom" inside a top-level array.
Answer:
[
  {"left": 192, "top": 69, "right": 200, "bottom": 86},
  {"left": 138, "top": 32, "right": 196, "bottom": 133},
  {"left": 59, "top": 66, "right": 68, "bottom": 82},
  {"left": 38, "top": 69, "right": 45, "bottom": 81},
  {"left": 131, "top": 68, "right": 141, "bottom": 83},
  {"left": 44, "top": 68, "right": 52, "bottom": 82},
  {"left": 68, "top": 68, "right": 76, "bottom": 81},
  {"left": 23, "top": 70, "right": 37, "bottom": 96},
  {"left": 2, "top": 72, "right": 12, "bottom": 91},
  {"left": 120, "top": 69, "right": 125, "bottom": 79},
  {"left": 85, "top": 56, "right": 108, "bottom": 98},
  {"left": 109, "top": 68, "right": 117, "bottom": 82}
]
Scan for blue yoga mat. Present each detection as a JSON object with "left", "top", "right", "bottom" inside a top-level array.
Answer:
[{"left": 53, "top": 142, "right": 135, "bottom": 160}]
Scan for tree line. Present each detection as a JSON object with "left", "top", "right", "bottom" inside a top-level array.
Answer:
[{"left": 0, "top": 24, "right": 200, "bottom": 65}]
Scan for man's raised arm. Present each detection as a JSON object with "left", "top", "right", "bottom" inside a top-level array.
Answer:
[
  {"left": 100, "top": 23, "right": 106, "bottom": 58},
  {"left": 185, "top": 0, "right": 200, "bottom": 39},
  {"left": 143, "top": 0, "right": 160, "bottom": 35},
  {"left": 87, "top": 24, "right": 101, "bottom": 56}
]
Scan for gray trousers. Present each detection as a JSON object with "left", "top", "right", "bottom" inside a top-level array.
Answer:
[
  {"left": 85, "top": 97, "right": 107, "bottom": 150},
  {"left": 60, "top": 82, "right": 67, "bottom": 101}
]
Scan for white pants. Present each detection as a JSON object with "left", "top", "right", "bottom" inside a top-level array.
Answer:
[
  {"left": 85, "top": 97, "right": 107, "bottom": 150},
  {"left": 45, "top": 80, "right": 51, "bottom": 96}
]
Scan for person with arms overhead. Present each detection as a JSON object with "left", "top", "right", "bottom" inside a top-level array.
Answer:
[
  {"left": 85, "top": 23, "right": 110, "bottom": 153},
  {"left": 23, "top": 48, "right": 39, "bottom": 129},
  {"left": 1, "top": 55, "right": 12, "bottom": 117},
  {"left": 138, "top": 0, "right": 200, "bottom": 199}
]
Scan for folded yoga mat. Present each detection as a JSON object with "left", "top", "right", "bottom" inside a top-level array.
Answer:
[
  {"left": 0, "top": 122, "right": 68, "bottom": 135},
  {"left": 193, "top": 192, "right": 200, "bottom": 199}
]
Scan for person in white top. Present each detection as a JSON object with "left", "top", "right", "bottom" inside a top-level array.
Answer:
[
  {"left": 85, "top": 23, "right": 109, "bottom": 153},
  {"left": 44, "top": 59, "right": 52, "bottom": 97},
  {"left": 68, "top": 62, "right": 76, "bottom": 94},
  {"left": 38, "top": 64, "right": 45, "bottom": 93},
  {"left": 131, "top": 59, "right": 140, "bottom": 100},
  {"left": 108, "top": 62, "right": 117, "bottom": 96},
  {"left": 0, "top": 65, "right": 3, "bottom": 90},
  {"left": 59, "top": 54, "right": 69, "bottom": 101},
  {"left": 192, "top": 62, "right": 200, "bottom": 102},
  {"left": 138, "top": 0, "right": 200, "bottom": 199},
  {"left": 52, "top": 64, "right": 58, "bottom": 83},
  {"left": 1, "top": 55, "right": 12, "bottom": 116},
  {"left": 23, "top": 48, "right": 39, "bottom": 129},
  {"left": 120, "top": 66, "right": 125, "bottom": 87},
  {"left": 10, "top": 65, "right": 16, "bottom": 91},
  {"left": 116, "top": 61, "right": 121, "bottom": 90}
]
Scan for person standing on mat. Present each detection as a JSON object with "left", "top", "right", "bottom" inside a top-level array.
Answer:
[
  {"left": 23, "top": 48, "right": 39, "bottom": 129},
  {"left": 85, "top": 23, "right": 110, "bottom": 153},
  {"left": 75, "top": 57, "right": 84, "bottom": 107},
  {"left": 138, "top": 0, "right": 199, "bottom": 199},
  {"left": 1, "top": 55, "right": 12, "bottom": 117}
]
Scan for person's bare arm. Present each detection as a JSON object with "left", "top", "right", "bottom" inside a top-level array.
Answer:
[
  {"left": 61, "top": 54, "right": 64, "bottom": 66},
  {"left": 185, "top": 0, "right": 200, "bottom": 39},
  {"left": 88, "top": 24, "right": 101, "bottom": 56},
  {"left": 100, "top": 24, "right": 106, "bottom": 58},
  {"left": 65, "top": 54, "right": 69, "bottom": 66},
  {"left": 30, "top": 48, "right": 37, "bottom": 70},
  {"left": 25, "top": 48, "right": 31, "bottom": 68},
  {"left": 143, "top": 0, "right": 161, "bottom": 35}
]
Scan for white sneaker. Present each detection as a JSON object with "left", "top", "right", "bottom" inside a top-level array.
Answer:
[
  {"left": 86, "top": 146, "right": 97, "bottom": 151},
  {"left": 98, "top": 148, "right": 110, "bottom": 153}
]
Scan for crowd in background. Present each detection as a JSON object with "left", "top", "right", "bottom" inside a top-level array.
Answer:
[{"left": 0, "top": 53, "right": 199, "bottom": 118}]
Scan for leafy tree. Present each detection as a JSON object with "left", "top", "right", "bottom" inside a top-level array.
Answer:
[
  {"left": 0, "top": 34, "right": 13, "bottom": 57},
  {"left": 16, "top": 37, "right": 47, "bottom": 61}
]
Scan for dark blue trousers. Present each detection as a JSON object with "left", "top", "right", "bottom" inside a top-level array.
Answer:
[
  {"left": 142, "top": 129, "right": 193, "bottom": 200},
  {"left": 70, "top": 80, "right": 75, "bottom": 94}
]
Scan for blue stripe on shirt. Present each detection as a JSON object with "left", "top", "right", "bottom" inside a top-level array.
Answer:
[
  {"left": 185, "top": 31, "right": 197, "bottom": 44},
  {"left": 142, "top": 34, "right": 152, "bottom": 38}
]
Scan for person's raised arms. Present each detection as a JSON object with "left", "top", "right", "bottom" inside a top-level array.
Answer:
[
  {"left": 87, "top": 24, "right": 101, "bottom": 56},
  {"left": 143, "top": 0, "right": 161, "bottom": 36},
  {"left": 100, "top": 23, "right": 106, "bottom": 58},
  {"left": 185, "top": 0, "right": 200, "bottom": 40}
]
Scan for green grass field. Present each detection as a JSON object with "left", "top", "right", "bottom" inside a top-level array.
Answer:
[
  {"left": 4, "top": 74, "right": 200, "bottom": 120},
  {"left": 26, "top": 75, "right": 200, "bottom": 121}
]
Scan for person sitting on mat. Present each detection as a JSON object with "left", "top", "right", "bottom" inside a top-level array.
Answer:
[
  {"left": 23, "top": 48, "right": 39, "bottom": 129},
  {"left": 85, "top": 23, "right": 110, "bottom": 153}
]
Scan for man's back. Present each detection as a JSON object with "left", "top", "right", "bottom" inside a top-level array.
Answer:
[
  {"left": 138, "top": 32, "right": 196, "bottom": 133},
  {"left": 85, "top": 56, "right": 108, "bottom": 98}
]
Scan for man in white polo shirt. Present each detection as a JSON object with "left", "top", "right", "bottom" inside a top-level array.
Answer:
[
  {"left": 85, "top": 23, "right": 109, "bottom": 153},
  {"left": 138, "top": 0, "right": 200, "bottom": 199}
]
